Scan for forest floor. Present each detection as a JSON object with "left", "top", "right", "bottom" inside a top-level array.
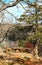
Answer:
[{"left": 0, "top": 47, "right": 42, "bottom": 65}]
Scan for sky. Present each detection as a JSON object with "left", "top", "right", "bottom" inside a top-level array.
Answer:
[
  {"left": 2, "top": 0, "right": 36, "bottom": 16},
  {"left": 2, "top": 0, "right": 35, "bottom": 17},
  {"left": 2, "top": 0, "right": 36, "bottom": 4},
  {"left": 1, "top": 0, "right": 42, "bottom": 23}
]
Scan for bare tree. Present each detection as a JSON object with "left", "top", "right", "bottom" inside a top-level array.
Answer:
[{"left": 0, "top": 0, "right": 42, "bottom": 59}]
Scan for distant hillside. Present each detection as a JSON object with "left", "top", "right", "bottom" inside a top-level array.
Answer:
[
  {"left": 0, "top": 23, "right": 33, "bottom": 35},
  {"left": 0, "top": 24, "right": 13, "bottom": 33}
]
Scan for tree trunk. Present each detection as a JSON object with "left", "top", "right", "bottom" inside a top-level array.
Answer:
[{"left": 35, "top": 45, "right": 39, "bottom": 59}]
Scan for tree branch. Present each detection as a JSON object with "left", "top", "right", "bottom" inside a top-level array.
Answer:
[{"left": 0, "top": 0, "right": 21, "bottom": 12}]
